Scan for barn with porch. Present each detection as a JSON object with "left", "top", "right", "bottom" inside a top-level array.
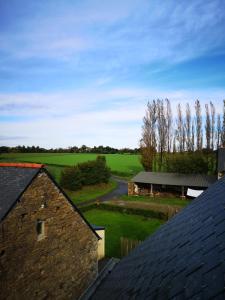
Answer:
[{"left": 128, "top": 172, "right": 217, "bottom": 198}]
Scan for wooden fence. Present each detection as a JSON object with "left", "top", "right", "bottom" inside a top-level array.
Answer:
[{"left": 120, "top": 237, "right": 142, "bottom": 257}]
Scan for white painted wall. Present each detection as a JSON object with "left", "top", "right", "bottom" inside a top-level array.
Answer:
[{"left": 95, "top": 229, "right": 105, "bottom": 260}]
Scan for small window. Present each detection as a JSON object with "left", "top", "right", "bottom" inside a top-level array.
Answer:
[{"left": 36, "top": 220, "right": 45, "bottom": 241}]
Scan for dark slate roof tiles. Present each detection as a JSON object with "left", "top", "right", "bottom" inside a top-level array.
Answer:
[
  {"left": 132, "top": 171, "right": 217, "bottom": 187},
  {"left": 218, "top": 148, "right": 225, "bottom": 172},
  {"left": 91, "top": 176, "right": 225, "bottom": 300},
  {"left": 0, "top": 166, "right": 40, "bottom": 221}
]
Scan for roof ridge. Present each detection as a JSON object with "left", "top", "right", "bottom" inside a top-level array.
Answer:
[{"left": 0, "top": 163, "right": 44, "bottom": 168}]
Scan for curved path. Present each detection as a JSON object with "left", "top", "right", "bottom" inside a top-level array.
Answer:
[{"left": 77, "top": 177, "right": 128, "bottom": 207}]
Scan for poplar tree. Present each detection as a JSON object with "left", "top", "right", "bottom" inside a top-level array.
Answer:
[
  {"left": 165, "top": 99, "right": 172, "bottom": 153},
  {"left": 222, "top": 100, "right": 225, "bottom": 147},
  {"left": 195, "top": 100, "right": 203, "bottom": 151},
  {"left": 157, "top": 99, "right": 167, "bottom": 169},
  {"left": 210, "top": 102, "right": 215, "bottom": 150},
  {"left": 185, "top": 103, "right": 192, "bottom": 152},
  {"left": 205, "top": 103, "right": 211, "bottom": 151},
  {"left": 176, "top": 104, "right": 183, "bottom": 152},
  {"left": 217, "top": 114, "right": 221, "bottom": 149},
  {"left": 140, "top": 101, "right": 157, "bottom": 171},
  {"left": 191, "top": 120, "right": 195, "bottom": 152}
]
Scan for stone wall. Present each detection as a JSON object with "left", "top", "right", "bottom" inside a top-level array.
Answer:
[
  {"left": 0, "top": 170, "right": 98, "bottom": 300},
  {"left": 128, "top": 182, "right": 135, "bottom": 195},
  {"left": 128, "top": 182, "right": 151, "bottom": 196}
]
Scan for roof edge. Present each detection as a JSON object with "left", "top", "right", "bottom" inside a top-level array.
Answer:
[
  {"left": 43, "top": 168, "right": 101, "bottom": 240},
  {"left": 0, "top": 163, "right": 44, "bottom": 168}
]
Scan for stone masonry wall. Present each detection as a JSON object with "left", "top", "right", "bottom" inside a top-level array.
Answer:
[
  {"left": 0, "top": 170, "right": 98, "bottom": 300},
  {"left": 128, "top": 182, "right": 135, "bottom": 195}
]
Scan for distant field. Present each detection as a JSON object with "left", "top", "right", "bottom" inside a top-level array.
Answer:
[{"left": 0, "top": 153, "right": 143, "bottom": 177}]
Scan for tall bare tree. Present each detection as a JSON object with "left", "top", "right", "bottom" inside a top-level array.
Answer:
[
  {"left": 140, "top": 101, "right": 157, "bottom": 170},
  {"left": 172, "top": 136, "right": 176, "bottom": 153},
  {"left": 210, "top": 102, "right": 215, "bottom": 150},
  {"left": 191, "top": 120, "right": 195, "bottom": 152},
  {"left": 185, "top": 103, "right": 192, "bottom": 152},
  {"left": 222, "top": 100, "right": 225, "bottom": 147},
  {"left": 165, "top": 99, "right": 172, "bottom": 153},
  {"left": 176, "top": 104, "right": 184, "bottom": 152},
  {"left": 195, "top": 100, "right": 203, "bottom": 151},
  {"left": 157, "top": 99, "right": 167, "bottom": 169},
  {"left": 205, "top": 103, "right": 211, "bottom": 151},
  {"left": 217, "top": 114, "right": 221, "bottom": 149}
]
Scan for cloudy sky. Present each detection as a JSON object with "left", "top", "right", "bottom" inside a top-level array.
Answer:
[{"left": 0, "top": 0, "right": 225, "bottom": 148}]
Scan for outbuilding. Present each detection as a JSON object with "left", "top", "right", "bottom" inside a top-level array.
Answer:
[{"left": 128, "top": 171, "right": 217, "bottom": 198}]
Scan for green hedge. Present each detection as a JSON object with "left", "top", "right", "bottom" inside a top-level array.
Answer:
[
  {"left": 60, "top": 155, "right": 111, "bottom": 190},
  {"left": 80, "top": 203, "right": 167, "bottom": 220}
]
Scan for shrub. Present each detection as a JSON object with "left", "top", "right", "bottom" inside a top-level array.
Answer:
[
  {"left": 60, "top": 166, "right": 83, "bottom": 191},
  {"left": 60, "top": 156, "right": 111, "bottom": 191}
]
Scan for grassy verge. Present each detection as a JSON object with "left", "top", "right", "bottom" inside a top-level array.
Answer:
[
  {"left": 121, "top": 195, "right": 190, "bottom": 207},
  {"left": 66, "top": 179, "right": 117, "bottom": 204},
  {"left": 84, "top": 209, "right": 164, "bottom": 258},
  {"left": 46, "top": 165, "right": 65, "bottom": 182}
]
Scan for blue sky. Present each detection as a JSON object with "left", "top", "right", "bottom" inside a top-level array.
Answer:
[{"left": 0, "top": 0, "right": 225, "bottom": 148}]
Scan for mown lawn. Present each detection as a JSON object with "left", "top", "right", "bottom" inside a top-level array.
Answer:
[
  {"left": 121, "top": 195, "right": 190, "bottom": 207},
  {"left": 84, "top": 209, "right": 164, "bottom": 258},
  {"left": 0, "top": 153, "right": 142, "bottom": 177},
  {"left": 66, "top": 180, "right": 117, "bottom": 204}
]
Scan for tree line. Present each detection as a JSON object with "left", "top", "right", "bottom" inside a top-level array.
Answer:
[
  {"left": 0, "top": 145, "right": 139, "bottom": 154},
  {"left": 140, "top": 99, "right": 225, "bottom": 172}
]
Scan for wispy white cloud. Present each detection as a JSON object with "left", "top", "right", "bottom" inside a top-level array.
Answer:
[
  {"left": 0, "top": 87, "right": 223, "bottom": 148},
  {"left": 1, "top": 0, "right": 225, "bottom": 68},
  {"left": 0, "top": 1, "right": 224, "bottom": 147}
]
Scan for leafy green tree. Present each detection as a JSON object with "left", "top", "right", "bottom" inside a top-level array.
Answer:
[
  {"left": 60, "top": 156, "right": 111, "bottom": 190},
  {"left": 166, "top": 153, "right": 209, "bottom": 174},
  {"left": 60, "top": 166, "right": 83, "bottom": 191}
]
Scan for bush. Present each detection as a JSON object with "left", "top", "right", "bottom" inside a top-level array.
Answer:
[
  {"left": 60, "top": 166, "right": 83, "bottom": 190},
  {"left": 60, "top": 156, "right": 111, "bottom": 191}
]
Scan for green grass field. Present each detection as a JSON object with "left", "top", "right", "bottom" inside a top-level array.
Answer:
[
  {"left": 0, "top": 153, "right": 142, "bottom": 177},
  {"left": 121, "top": 195, "right": 190, "bottom": 207},
  {"left": 84, "top": 209, "right": 164, "bottom": 257}
]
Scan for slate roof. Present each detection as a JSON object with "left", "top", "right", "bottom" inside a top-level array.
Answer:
[
  {"left": 92, "top": 224, "right": 105, "bottom": 230},
  {"left": 0, "top": 165, "right": 40, "bottom": 221},
  {"left": 92, "top": 176, "right": 225, "bottom": 300},
  {"left": 132, "top": 171, "right": 217, "bottom": 187},
  {"left": 218, "top": 148, "right": 225, "bottom": 172}
]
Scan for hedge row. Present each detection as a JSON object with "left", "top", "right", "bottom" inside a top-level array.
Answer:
[{"left": 80, "top": 203, "right": 168, "bottom": 220}]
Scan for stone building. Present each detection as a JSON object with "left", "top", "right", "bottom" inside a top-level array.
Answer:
[{"left": 0, "top": 163, "right": 100, "bottom": 300}]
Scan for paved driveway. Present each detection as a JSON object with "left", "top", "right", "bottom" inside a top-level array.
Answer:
[
  {"left": 98, "top": 177, "right": 128, "bottom": 201},
  {"left": 78, "top": 177, "right": 128, "bottom": 207}
]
